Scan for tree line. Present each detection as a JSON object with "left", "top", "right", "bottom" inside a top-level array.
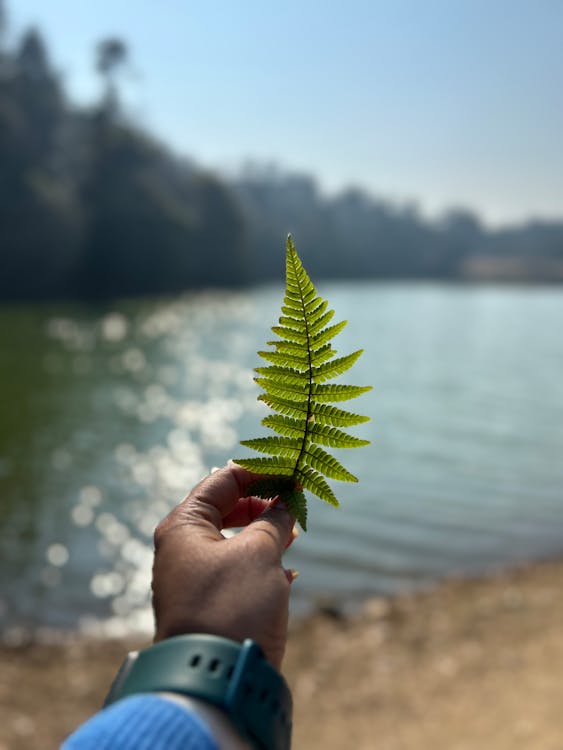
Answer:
[{"left": 1, "top": 5, "right": 562, "bottom": 301}]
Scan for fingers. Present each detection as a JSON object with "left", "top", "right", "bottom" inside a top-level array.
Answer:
[
  {"left": 162, "top": 464, "right": 298, "bottom": 560},
  {"left": 222, "top": 496, "right": 272, "bottom": 528},
  {"left": 171, "top": 464, "right": 264, "bottom": 537}
]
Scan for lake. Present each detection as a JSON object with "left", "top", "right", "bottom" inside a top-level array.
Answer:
[{"left": 1, "top": 282, "right": 563, "bottom": 638}]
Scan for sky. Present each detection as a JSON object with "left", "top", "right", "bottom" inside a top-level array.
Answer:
[{"left": 7, "top": 0, "right": 563, "bottom": 227}]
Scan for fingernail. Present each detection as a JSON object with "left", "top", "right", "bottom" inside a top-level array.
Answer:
[
  {"left": 210, "top": 466, "right": 221, "bottom": 474},
  {"left": 285, "top": 568, "right": 300, "bottom": 583},
  {"left": 285, "top": 524, "right": 299, "bottom": 550}
]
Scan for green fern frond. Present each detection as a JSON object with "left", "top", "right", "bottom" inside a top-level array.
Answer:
[
  {"left": 234, "top": 236, "right": 371, "bottom": 530},
  {"left": 261, "top": 415, "right": 369, "bottom": 448}
]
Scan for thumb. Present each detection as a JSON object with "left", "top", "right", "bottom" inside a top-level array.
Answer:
[{"left": 239, "top": 502, "right": 295, "bottom": 561}]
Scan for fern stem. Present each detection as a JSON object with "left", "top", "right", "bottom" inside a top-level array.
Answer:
[{"left": 289, "top": 248, "right": 313, "bottom": 483}]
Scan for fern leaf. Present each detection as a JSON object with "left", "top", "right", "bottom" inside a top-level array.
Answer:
[
  {"left": 304, "top": 444, "right": 358, "bottom": 482},
  {"left": 260, "top": 397, "right": 368, "bottom": 427},
  {"left": 258, "top": 344, "right": 334, "bottom": 369},
  {"left": 308, "top": 300, "right": 331, "bottom": 322},
  {"left": 298, "top": 467, "right": 339, "bottom": 507},
  {"left": 307, "top": 309, "right": 335, "bottom": 336},
  {"left": 278, "top": 315, "right": 307, "bottom": 330},
  {"left": 234, "top": 236, "right": 371, "bottom": 530},
  {"left": 257, "top": 393, "right": 309, "bottom": 419},
  {"left": 257, "top": 350, "right": 308, "bottom": 369},
  {"left": 261, "top": 414, "right": 306, "bottom": 438},
  {"left": 262, "top": 415, "right": 369, "bottom": 449},
  {"left": 310, "top": 383, "right": 372, "bottom": 402},
  {"left": 234, "top": 457, "right": 295, "bottom": 476},
  {"left": 266, "top": 339, "right": 311, "bottom": 356},
  {"left": 254, "top": 365, "right": 309, "bottom": 385},
  {"left": 312, "top": 350, "right": 364, "bottom": 383},
  {"left": 270, "top": 325, "right": 307, "bottom": 345},
  {"left": 310, "top": 403, "right": 370, "bottom": 426},
  {"left": 254, "top": 377, "right": 308, "bottom": 401},
  {"left": 283, "top": 487, "right": 308, "bottom": 531},
  {"left": 311, "top": 320, "right": 348, "bottom": 348},
  {"left": 309, "top": 424, "right": 370, "bottom": 449},
  {"left": 239, "top": 436, "right": 302, "bottom": 458}
]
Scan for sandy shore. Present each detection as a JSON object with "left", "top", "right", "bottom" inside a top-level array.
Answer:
[{"left": 2, "top": 559, "right": 563, "bottom": 750}]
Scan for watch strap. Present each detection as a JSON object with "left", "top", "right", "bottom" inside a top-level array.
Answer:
[{"left": 104, "top": 634, "right": 292, "bottom": 750}]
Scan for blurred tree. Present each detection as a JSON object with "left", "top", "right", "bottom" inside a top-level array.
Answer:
[
  {"left": 96, "top": 37, "right": 128, "bottom": 117},
  {"left": 0, "top": 25, "right": 82, "bottom": 299},
  {"left": 77, "top": 113, "right": 246, "bottom": 296},
  {"left": 189, "top": 172, "right": 246, "bottom": 287},
  {"left": 96, "top": 37, "right": 127, "bottom": 78},
  {"left": 0, "top": 176, "right": 83, "bottom": 299},
  {"left": 74, "top": 35, "right": 247, "bottom": 296},
  {"left": 13, "top": 28, "right": 65, "bottom": 168},
  {"left": 17, "top": 27, "right": 49, "bottom": 77}
]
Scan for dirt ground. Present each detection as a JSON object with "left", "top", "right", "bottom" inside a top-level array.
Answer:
[{"left": 1, "top": 559, "right": 563, "bottom": 750}]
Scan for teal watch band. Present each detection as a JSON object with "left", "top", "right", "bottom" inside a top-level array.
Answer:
[{"left": 104, "top": 634, "right": 292, "bottom": 750}]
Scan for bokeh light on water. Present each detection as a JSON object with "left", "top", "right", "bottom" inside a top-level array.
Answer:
[{"left": 0, "top": 291, "right": 268, "bottom": 639}]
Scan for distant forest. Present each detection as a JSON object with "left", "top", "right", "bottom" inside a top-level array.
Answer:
[{"left": 1, "top": 4, "right": 563, "bottom": 301}]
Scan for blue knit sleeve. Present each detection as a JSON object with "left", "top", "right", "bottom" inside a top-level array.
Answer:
[{"left": 61, "top": 694, "right": 220, "bottom": 750}]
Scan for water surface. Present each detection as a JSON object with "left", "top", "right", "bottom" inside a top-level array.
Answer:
[{"left": 1, "top": 283, "right": 562, "bottom": 636}]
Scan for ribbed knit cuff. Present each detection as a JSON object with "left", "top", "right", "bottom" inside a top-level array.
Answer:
[{"left": 62, "top": 693, "right": 220, "bottom": 750}]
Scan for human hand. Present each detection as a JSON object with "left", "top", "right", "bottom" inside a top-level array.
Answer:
[{"left": 152, "top": 463, "right": 297, "bottom": 670}]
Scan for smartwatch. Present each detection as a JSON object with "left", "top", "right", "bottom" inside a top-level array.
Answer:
[{"left": 105, "top": 634, "right": 292, "bottom": 750}]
